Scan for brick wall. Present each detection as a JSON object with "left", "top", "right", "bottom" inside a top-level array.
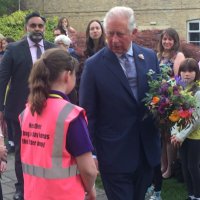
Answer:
[{"left": 22, "top": 0, "right": 200, "bottom": 40}]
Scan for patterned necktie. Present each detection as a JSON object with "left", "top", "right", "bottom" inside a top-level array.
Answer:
[
  {"left": 121, "top": 54, "right": 138, "bottom": 100},
  {"left": 35, "top": 43, "right": 42, "bottom": 59}
]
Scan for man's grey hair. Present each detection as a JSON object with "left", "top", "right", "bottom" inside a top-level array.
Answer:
[{"left": 103, "top": 6, "right": 136, "bottom": 32}]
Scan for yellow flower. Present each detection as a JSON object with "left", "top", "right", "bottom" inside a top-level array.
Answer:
[
  {"left": 169, "top": 110, "right": 180, "bottom": 122},
  {"left": 152, "top": 96, "right": 160, "bottom": 104}
]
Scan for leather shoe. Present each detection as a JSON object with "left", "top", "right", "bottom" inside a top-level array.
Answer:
[{"left": 13, "top": 191, "right": 24, "bottom": 200}]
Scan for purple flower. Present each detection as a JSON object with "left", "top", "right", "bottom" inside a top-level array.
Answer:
[
  {"left": 175, "top": 75, "right": 187, "bottom": 88},
  {"left": 173, "top": 85, "right": 180, "bottom": 95},
  {"left": 158, "top": 106, "right": 165, "bottom": 114}
]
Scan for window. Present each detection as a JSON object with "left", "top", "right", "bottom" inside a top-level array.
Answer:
[{"left": 187, "top": 20, "right": 200, "bottom": 46}]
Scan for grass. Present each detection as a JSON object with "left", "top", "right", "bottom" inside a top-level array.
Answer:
[
  {"left": 96, "top": 176, "right": 187, "bottom": 200},
  {"left": 96, "top": 175, "right": 104, "bottom": 189},
  {"left": 161, "top": 178, "right": 187, "bottom": 200}
]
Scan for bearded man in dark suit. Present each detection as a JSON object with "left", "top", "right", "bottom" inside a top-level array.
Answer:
[{"left": 0, "top": 12, "right": 55, "bottom": 200}]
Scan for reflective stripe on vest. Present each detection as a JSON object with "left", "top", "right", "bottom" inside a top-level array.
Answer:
[
  {"left": 22, "top": 163, "right": 78, "bottom": 179},
  {"left": 21, "top": 103, "right": 80, "bottom": 179}
]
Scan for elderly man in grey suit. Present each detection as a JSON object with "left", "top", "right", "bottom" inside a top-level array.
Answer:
[{"left": 0, "top": 12, "right": 55, "bottom": 200}]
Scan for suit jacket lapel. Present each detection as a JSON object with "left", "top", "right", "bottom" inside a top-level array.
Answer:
[
  {"left": 21, "top": 39, "right": 33, "bottom": 66},
  {"left": 103, "top": 47, "right": 136, "bottom": 100},
  {"left": 44, "top": 41, "right": 50, "bottom": 50},
  {"left": 132, "top": 43, "right": 147, "bottom": 102},
  {"left": 44, "top": 41, "right": 55, "bottom": 50},
  {"left": 20, "top": 40, "right": 54, "bottom": 69}
]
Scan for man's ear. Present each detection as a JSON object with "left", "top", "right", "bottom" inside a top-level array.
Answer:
[
  {"left": 132, "top": 28, "right": 137, "bottom": 35},
  {"left": 131, "top": 28, "right": 137, "bottom": 40}
]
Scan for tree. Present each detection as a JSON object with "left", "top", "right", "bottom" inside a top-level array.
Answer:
[
  {"left": 0, "top": 10, "right": 58, "bottom": 42},
  {"left": 0, "top": 0, "right": 19, "bottom": 16}
]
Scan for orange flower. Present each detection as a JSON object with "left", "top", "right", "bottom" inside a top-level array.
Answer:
[
  {"left": 152, "top": 96, "right": 160, "bottom": 104},
  {"left": 169, "top": 110, "right": 180, "bottom": 122}
]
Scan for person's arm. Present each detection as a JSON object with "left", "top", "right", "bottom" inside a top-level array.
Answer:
[
  {"left": 0, "top": 45, "right": 13, "bottom": 124},
  {"left": 0, "top": 112, "right": 4, "bottom": 131},
  {"left": 175, "top": 123, "right": 198, "bottom": 141},
  {"left": 66, "top": 112, "right": 98, "bottom": 196},
  {"left": 75, "top": 152, "right": 97, "bottom": 194},
  {"left": 68, "top": 26, "right": 77, "bottom": 34},
  {"left": 0, "top": 160, "right": 7, "bottom": 173},
  {"left": 0, "top": 146, "right": 7, "bottom": 161},
  {"left": 0, "top": 135, "right": 7, "bottom": 173},
  {"left": 173, "top": 52, "right": 185, "bottom": 76},
  {"left": 0, "top": 132, "right": 7, "bottom": 164},
  {"left": 171, "top": 91, "right": 200, "bottom": 145}
]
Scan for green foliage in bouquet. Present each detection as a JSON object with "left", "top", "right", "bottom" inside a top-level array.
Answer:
[{"left": 143, "top": 65, "right": 198, "bottom": 131}]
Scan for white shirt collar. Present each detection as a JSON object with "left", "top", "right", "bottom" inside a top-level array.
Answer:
[{"left": 126, "top": 43, "right": 133, "bottom": 57}]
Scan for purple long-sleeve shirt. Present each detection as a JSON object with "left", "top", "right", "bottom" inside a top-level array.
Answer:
[{"left": 49, "top": 90, "right": 94, "bottom": 157}]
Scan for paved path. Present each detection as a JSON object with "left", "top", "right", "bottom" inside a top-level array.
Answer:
[{"left": 2, "top": 153, "right": 107, "bottom": 200}]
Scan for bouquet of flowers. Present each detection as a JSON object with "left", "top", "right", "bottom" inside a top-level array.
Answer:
[{"left": 143, "top": 65, "right": 198, "bottom": 131}]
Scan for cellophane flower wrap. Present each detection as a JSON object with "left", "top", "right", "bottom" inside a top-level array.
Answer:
[{"left": 143, "top": 65, "right": 198, "bottom": 132}]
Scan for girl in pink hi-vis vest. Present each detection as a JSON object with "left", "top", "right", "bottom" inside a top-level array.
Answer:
[{"left": 19, "top": 48, "right": 97, "bottom": 200}]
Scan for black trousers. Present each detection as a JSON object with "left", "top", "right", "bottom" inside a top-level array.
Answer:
[
  {"left": 180, "top": 138, "right": 200, "bottom": 198},
  {"left": 153, "top": 164, "right": 162, "bottom": 191},
  {"left": 0, "top": 182, "right": 2, "bottom": 200},
  {"left": 100, "top": 154, "right": 154, "bottom": 200},
  {"left": 101, "top": 166, "right": 153, "bottom": 200},
  {"left": 11, "top": 120, "right": 24, "bottom": 194}
]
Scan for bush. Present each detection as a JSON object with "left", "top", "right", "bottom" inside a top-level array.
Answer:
[
  {"left": 0, "top": 10, "right": 58, "bottom": 42},
  {"left": 1, "top": 11, "right": 199, "bottom": 61},
  {"left": 134, "top": 29, "right": 200, "bottom": 61},
  {"left": 0, "top": 0, "right": 18, "bottom": 17}
]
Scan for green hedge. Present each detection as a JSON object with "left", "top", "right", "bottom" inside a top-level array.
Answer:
[{"left": 0, "top": 10, "right": 58, "bottom": 42}]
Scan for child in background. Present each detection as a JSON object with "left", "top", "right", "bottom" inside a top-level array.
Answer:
[{"left": 171, "top": 58, "right": 200, "bottom": 200}]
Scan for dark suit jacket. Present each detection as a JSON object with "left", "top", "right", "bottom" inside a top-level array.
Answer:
[
  {"left": 0, "top": 38, "right": 55, "bottom": 120},
  {"left": 79, "top": 43, "right": 161, "bottom": 173}
]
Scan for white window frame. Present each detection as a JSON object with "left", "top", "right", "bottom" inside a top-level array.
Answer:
[{"left": 187, "top": 20, "right": 200, "bottom": 46}]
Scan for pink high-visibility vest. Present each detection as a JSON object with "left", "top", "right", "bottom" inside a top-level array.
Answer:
[{"left": 19, "top": 98, "right": 86, "bottom": 200}]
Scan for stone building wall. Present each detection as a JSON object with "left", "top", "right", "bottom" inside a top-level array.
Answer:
[{"left": 22, "top": 0, "right": 200, "bottom": 40}]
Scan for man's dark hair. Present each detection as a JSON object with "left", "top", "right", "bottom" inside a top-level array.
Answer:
[{"left": 25, "top": 12, "right": 46, "bottom": 24}]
